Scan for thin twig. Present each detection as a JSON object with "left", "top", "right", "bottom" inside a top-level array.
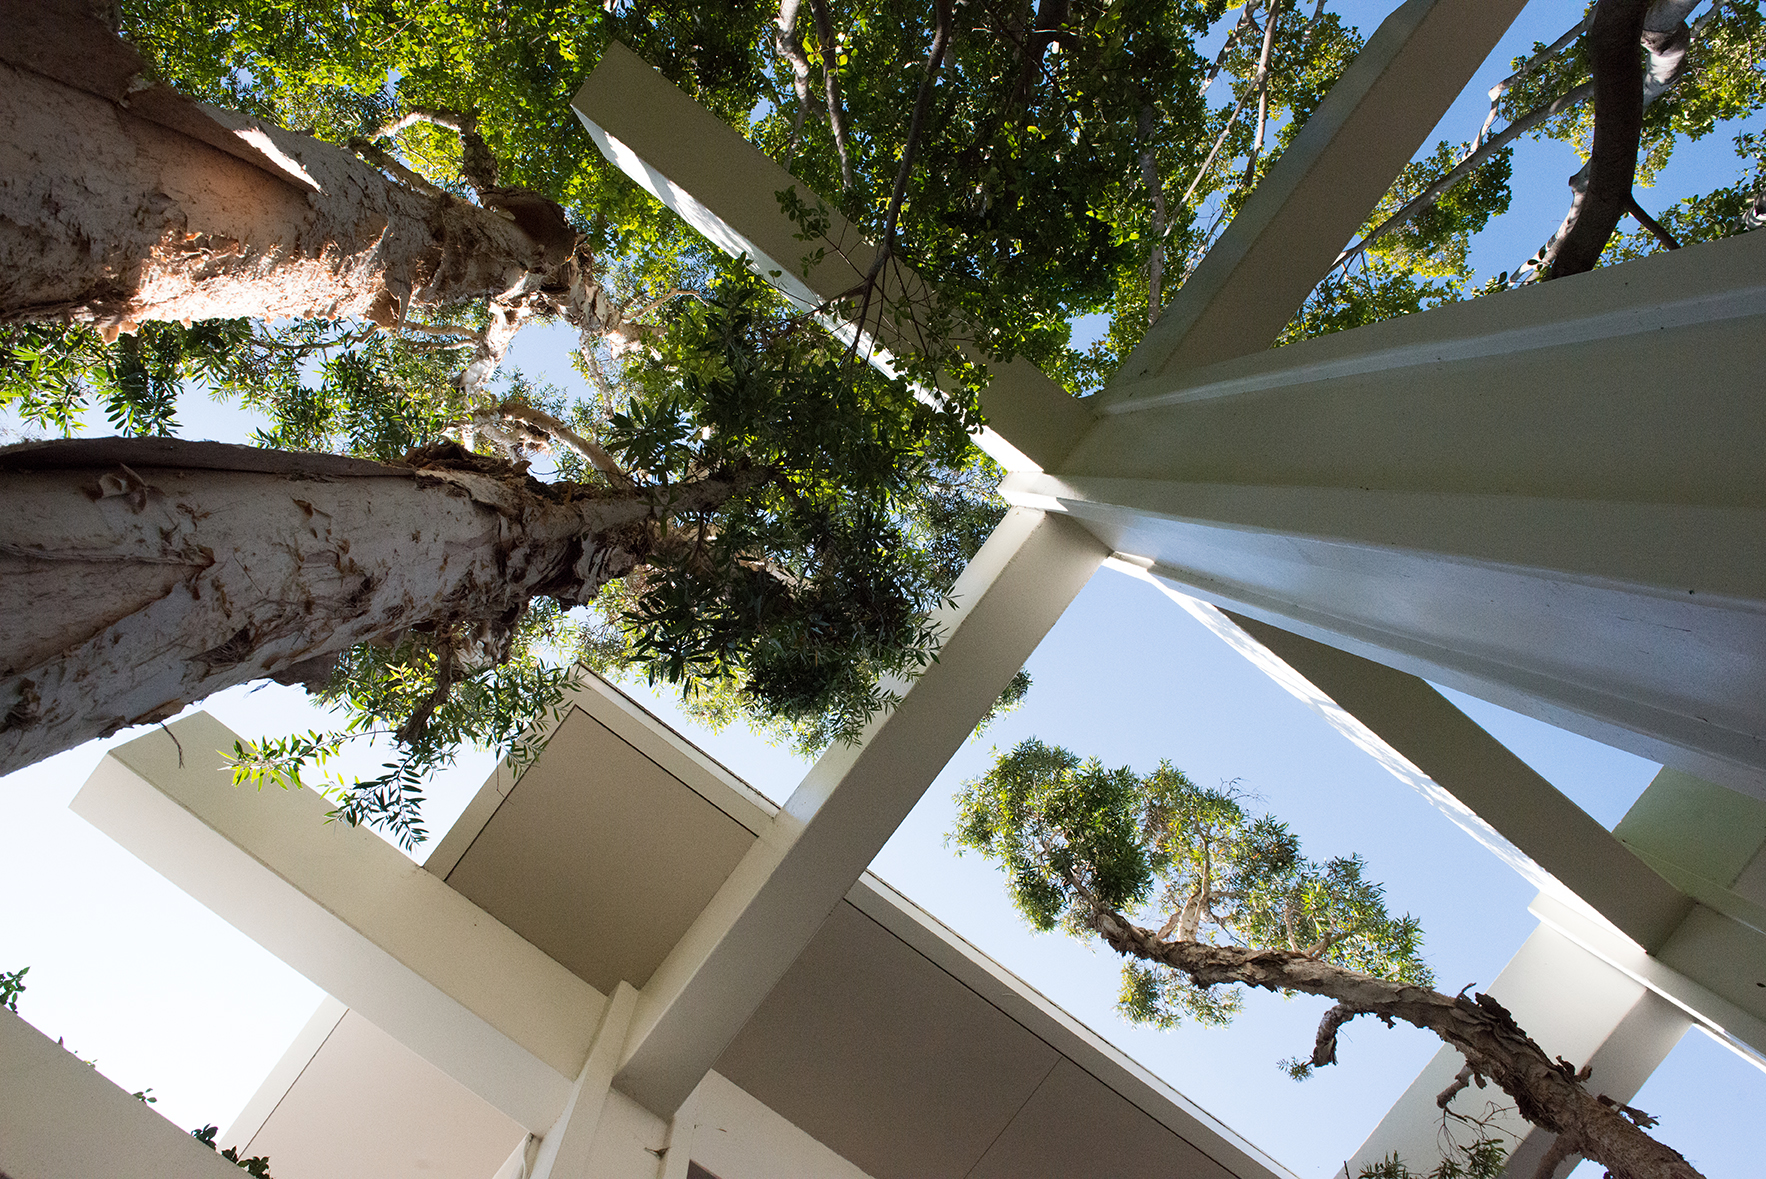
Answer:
[
  {"left": 1477, "top": 14, "right": 1593, "bottom": 150},
  {"left": 1183, "top": 85, "right": 1254, "bottom": 206},
  {"left": 1625, "top": 192, "right": 1681, "bottom": 248},
  {"left": 1198, "top": 4, "right": 1258, "bottom": 98}
]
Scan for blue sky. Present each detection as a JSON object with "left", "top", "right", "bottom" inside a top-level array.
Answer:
[{"left": 3, "top": 2, "right": 1764, "bottom": 1175}]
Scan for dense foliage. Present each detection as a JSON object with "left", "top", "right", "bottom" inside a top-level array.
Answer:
[{"left": 952, "top": 738, "right": 1431, "bottom": 1031}]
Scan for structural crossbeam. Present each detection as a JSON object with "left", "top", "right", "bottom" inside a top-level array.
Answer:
[
  {"left": 613, "top": 509, "right": 1105, "bottom": 1114},
  {"left": 71, "top": 713, "right": 608, "bottom": 1132}
]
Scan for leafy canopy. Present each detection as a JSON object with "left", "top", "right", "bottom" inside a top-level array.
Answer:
[{"left": 952, "top": 738, "right": 1431, "bottom": 1030}]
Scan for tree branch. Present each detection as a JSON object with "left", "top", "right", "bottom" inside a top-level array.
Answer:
[
  {"left": 848, "top": 0, "right": 954, "bottom": 348},
  {"left": 469, "top": 403, "right": 635, "bottom": 488},
  {"left": 1477, "top": 14, "right": 1593, "bottom": 151},
  {"left": 1544, "top": 0, "right": 1652, "bottom": 278},
  {"left": 1337, "top": 81, "right": 1593, "bottom": 269},
  {"left": 807, "top": 0, "right": 855, "bottom": 191},
  {"left": 1198, "top": 4, "right": 1258, "bottom": 98},
  {"left": 1311, "top": 1002, "right": 1367, "bottom": 1068},
  {"left": 1240, "top": 0, "right": 1285, "bottom": 190},
  {"left": 1530, "top": 1133, "right": 1584, "bottom": 1179},
  {"left": 349, "top": 137, "right": 448, "bottom": 198},
  {"left": 1086, "top": 908, "right": 1707, "bottom": 1179},
  {"left": 1183, "top": 85, "right": 1254, "bottom": 206},
  {"left": 1436, "top": 1062, "right": 1487, "bottom": 1108},
  {"left": 369, "top": 106, "right": 499, "bottom": 196},
  {"left": 1139, "top": 103, "right": 1170, "bottom": 324},
  {"left": 774, "top": 0, "right": 815, "bottom": 166},
  {"left": 1626, "top": 193, "right": 1682, "bottom": 248},
  {"left": 1515, "top": 0, "right": 1720, "bottom": 283}
]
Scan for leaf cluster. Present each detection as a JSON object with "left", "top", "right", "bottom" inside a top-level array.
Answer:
[
  {"left": 0, "top": 320, "right": 260, "bottom": 438},
  {"left": 952, "top": 738, "right": 1431, "bottom": 1030},
  {"left": 194, "top": 1124, "right": 275, "bottom": 1179},
  {"left": 599, "top": 265, "right": 984, "bottom": 741}
]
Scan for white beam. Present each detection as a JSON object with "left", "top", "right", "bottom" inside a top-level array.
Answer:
[
  {"left": 0, "top": 1007, "right": 248, "bottom": 1179},
  {"left": 1113, "top": 563, "right": 1692, "bottom": 950},
  {"left": 71, "top": 712, "right": 607, "bottom": 1131},
  {"left": 570, "top": 42, "right": 1093, "bottom": 475},
  {"left": 1346, "top": 924, "right": 1691, "bottom": 1179},
  {"left": 613, "top": 509, "right": 1106, "bottom": 1113},
  {"left": 531, "top": 982, "right": 641, "bottom": 1179},
  {"left": 1013, "top": 231, "right": 1766, "bottom": 795},
  {"left": 1111, "top": 0, "right": 1529, "bottom": 382},
  {"left": 1532, "top": 892, "right": 1766, "bottom": 1071}
]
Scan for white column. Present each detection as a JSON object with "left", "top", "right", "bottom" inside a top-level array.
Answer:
[
  {"left": 0, "top": 1007, "right": 246, "bottom": 1179},
  {"left": 531, "top": 982, "right": 667, "bottom": 1179},
  {"left": 1346, "top": 925, "right": 1691, "bottom": 1179},
  {"left": 70, "top": 712, "right": 607, "bottom": 1131},
  {"left": 613, "top": 509, "right": 1106, "bottom": 1114}
]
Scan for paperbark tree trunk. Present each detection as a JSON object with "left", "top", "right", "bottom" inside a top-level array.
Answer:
[
  {"left": 0, "top": 0, "right": 550, "bottom": 334},
  {"left": 0, "top": 438, "right": 739, "bottom": 777},
  {"left": 1091, "top": 908, "right": 1705, "bottom": 1179}
]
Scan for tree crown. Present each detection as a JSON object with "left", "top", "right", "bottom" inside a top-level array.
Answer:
[{"left": 952, "top": 737, "right": 1432, "bottom": 1029}]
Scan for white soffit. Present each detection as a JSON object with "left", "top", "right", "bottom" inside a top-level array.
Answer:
[
  {"left": 237, "top": 1007, "right": 525, "bottom": 1179},
  {"left": 441, "top": 704, "right": 758, "bottom": 995}
]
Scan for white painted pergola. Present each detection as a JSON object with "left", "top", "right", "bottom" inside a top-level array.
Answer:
[{"left": 5, "top": 2, "right": 1764, "bottom": 1177}]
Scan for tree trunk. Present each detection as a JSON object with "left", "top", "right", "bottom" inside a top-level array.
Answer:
[
  {"left": 0, "top": 438, "right": 738, "bottom": 776},
  {"left": 0, "top": 0, "right": 549, "bottom": 334},
  {"left": 1546, "top": 0, "right": 1652, "bottom": 278},
  {"left": 1090, "top": 908, "right": 1705, "bottom": 1179}
]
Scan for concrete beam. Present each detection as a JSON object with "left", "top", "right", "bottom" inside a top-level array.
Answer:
[
  {"left": 570, "top": 42, "right": 1092, "bottom": 475},
  {"left": 531, "top": 983, "right": 641, "bottom": 1179},
  {"left": 613, "top": 509, "right": 1106, "bottom": 1114},
  {"left": 1013, "top": 231, "right": 1766, "bottom": 795},
  {"left": 0, "top": 1007, "right": 247, "bottom": 1179},
  {"left": 71, "top": 713, "right": 607, "bottom": 1131},
  {"left": 1109, "top": 0, "right": 1529, "bottom": 382}
]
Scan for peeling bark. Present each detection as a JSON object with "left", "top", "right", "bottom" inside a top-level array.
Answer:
[
  {"left": 0, "top": 438, "right": 742, "bottom": 776},
  {"left": 0, "top": 0, "right": 550, "bottom": 334},
  {"left": 1090, "top": 908, "right": 1705, "bottom": 1179}
]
